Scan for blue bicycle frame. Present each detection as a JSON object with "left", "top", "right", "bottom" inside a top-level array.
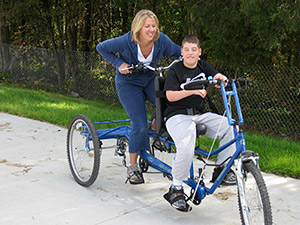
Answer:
[
  {"left": 140, "top": 81, "right": 247, "bottom": 200},
  {"left": 85, "top": 80, "right": 247, "bottom": 201}
]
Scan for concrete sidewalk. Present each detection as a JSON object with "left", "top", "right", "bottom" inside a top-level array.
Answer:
[{"left": 0, "top": 112, "right": 299, "bottom": 225}]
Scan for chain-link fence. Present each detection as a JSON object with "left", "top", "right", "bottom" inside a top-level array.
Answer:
[
  {"left": 209, "top": 65, "right": 300, "bottom": 141},
  {"left": 0, "top": 43, "right": 118, "bottom": 101},
  {"left": 1, "top": 43, "right": 299, "bottom": 141}
]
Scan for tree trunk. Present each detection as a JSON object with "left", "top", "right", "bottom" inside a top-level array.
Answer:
[
  {"left": 0, "top": 13, "right": 11, "bottom": 73},
  {"left": 66, "top": 15, "right": 79, "bottom": 92}
]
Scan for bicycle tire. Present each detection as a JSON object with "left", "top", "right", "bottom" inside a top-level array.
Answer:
[
  {"left": 67, "top": 114, "right": 101, "bottom": 187},
  {"left": 237, "top": 162, "right": 272, "bottom": 225}
]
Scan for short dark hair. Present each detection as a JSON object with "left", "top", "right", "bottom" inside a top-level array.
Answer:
[{"left": 182, "top": 35, "right": 201, "bottom": 48}]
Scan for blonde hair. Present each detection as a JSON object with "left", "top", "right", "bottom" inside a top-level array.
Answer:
[{"left": 131, "top": 9, "right": 160, "bottom": 44}]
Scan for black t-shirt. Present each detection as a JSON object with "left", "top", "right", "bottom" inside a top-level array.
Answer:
[{"left": 164, "top": 60, "right": 219, "bottom": 119}]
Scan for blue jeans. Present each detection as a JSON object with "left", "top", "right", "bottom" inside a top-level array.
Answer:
[{"left": 115, "top": 72, "right": 156, "bottom": 153}]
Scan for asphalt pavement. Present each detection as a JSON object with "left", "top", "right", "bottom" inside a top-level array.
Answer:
[{"left": 0, "top": 112, "right": 299, "bottom": 225}]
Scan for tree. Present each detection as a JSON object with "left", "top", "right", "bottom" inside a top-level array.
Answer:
[
  {"left": 188, "top": 0, "right": 300, "bottom": 67},
  {"left": 0, "top": 0, "right": 12, "bottom": 73},
  {"left": 1, "top": 0, "right": 300, "bottom": 68}
]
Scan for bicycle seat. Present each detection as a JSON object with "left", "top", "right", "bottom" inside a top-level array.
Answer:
[{"left": 154, "top": 76, "right": 167, "bottom": 134}]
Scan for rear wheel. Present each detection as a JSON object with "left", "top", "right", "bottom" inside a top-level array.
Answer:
[
  {"left": 237, "top": 162, "right": 272, "bottom": 224},
  {"left": 67, "top": 114, "right": 101, "bottom": 187}
]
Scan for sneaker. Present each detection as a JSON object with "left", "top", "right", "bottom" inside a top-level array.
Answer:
[
  {"left": 223, "top": 169, "right": 236, "bottom": 185},
  {"left": 164, "top": 185, "right": 186, "bottom": 210},
  {"left": 126, "top": 164, "right": 144, "bottom": 185},
  {"left": 210, "top": 167, "right": 236, "bottom": 185}
]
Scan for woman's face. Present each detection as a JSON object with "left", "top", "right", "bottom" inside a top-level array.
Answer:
[{"left": 139, "top": 17, "right": 157, "bottom": 43}]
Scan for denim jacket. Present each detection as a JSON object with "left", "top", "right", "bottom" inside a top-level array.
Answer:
[{"left": 96, "top": 32, "right": 181, "bottom": 75}]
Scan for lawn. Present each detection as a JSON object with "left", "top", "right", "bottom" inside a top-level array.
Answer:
[{"left": 1, "top": 83, "right": 299, "bottom": 178}]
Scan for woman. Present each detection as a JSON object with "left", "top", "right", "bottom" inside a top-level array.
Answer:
[{"left": 96, "top": 9, "right": 181, "bottom": 184}]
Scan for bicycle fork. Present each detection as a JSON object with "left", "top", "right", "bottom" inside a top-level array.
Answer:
[{"left": 235, "top": 150, "right": 260, "bottom": 225}]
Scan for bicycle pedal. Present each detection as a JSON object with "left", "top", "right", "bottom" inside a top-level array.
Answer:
[
  {"left": 163, "top": 193, "right": 192, "bottom": 212},
  {"left": 163, "top": 172, "right": 172, "bottom": 181},
  {"left": 116, "top": 151, "right": 125, "bottom": 156}
]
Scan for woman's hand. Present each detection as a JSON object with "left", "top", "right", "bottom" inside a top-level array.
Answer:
[{"left": 118, "top": 62, "right": 132, "bottom": 74}]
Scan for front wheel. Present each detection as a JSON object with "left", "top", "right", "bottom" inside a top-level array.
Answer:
[
  {"left": 237, "top": 162, "right": 272, "bottom": 225},
  {"left": 67, "top": 114, "right": 101, "bottom": 187}
]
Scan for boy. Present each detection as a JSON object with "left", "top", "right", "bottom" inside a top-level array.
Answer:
[{"left": 163, "top": 35, "right": 236, "bottom": 211}]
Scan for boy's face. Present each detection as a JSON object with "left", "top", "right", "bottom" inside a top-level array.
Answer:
[{"left": 181, "top": 42, "right": 202, "bottom": 68}]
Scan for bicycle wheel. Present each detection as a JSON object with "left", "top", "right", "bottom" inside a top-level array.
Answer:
[
  {"left": 67, "top": 114, "right": 101, "bottom": 187},
  {"left": 237, "top": 162, "right": 272, "bottom": 225}
]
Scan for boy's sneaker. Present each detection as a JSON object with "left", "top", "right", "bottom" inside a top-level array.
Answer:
[
  {"left": 126, "top": 164, "right": 144, "bottom": 185},
  {"left": 210, "top": 167, "right": 236, "bottom": 185},
  {"left": 164, "top": 185, "right": 191, "bottom": 212}
]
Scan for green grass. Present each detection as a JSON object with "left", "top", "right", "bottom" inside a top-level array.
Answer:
[
  {"left": 245, "top": 131, "right": 300, "bottom": 177},
  {"left": 0, "top": 83, "right": 128, "bottom": 128},
  {"left": 1, "top": 83, "right": 299, "bottom": 178}
]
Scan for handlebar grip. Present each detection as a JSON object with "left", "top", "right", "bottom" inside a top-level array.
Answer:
[
  {"left": 237, "top": 78, "right": 249, "bottom": 86},
  {"left": 120, "top": 62, "right": 145, "bottom": 72},
  {"left": 227, "top": 78, "right": 249, "bottom": 87},
  {"left": 120, "top": 66, "right": 133, "bottom": 71}
]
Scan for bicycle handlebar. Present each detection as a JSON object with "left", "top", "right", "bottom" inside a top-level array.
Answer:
[
  {"left": 182, "top": 78, "right": 249, "bottom": 90},
  {"left": 229, "top": 78, "right": 249, "bottom": 87},
  {"left": 120, "top": 57, "right": 183, "bottom": 72},
  {"left": 182, "top": 77, "right": 249, "bottom": 125}
]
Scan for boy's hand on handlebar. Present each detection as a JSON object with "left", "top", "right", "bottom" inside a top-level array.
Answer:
[
  {"left": 119, "top": 62, "right": 132, "bottom": 74},
  {"left": 213, "top": 73, "right": 227, "bottom": 88}
]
